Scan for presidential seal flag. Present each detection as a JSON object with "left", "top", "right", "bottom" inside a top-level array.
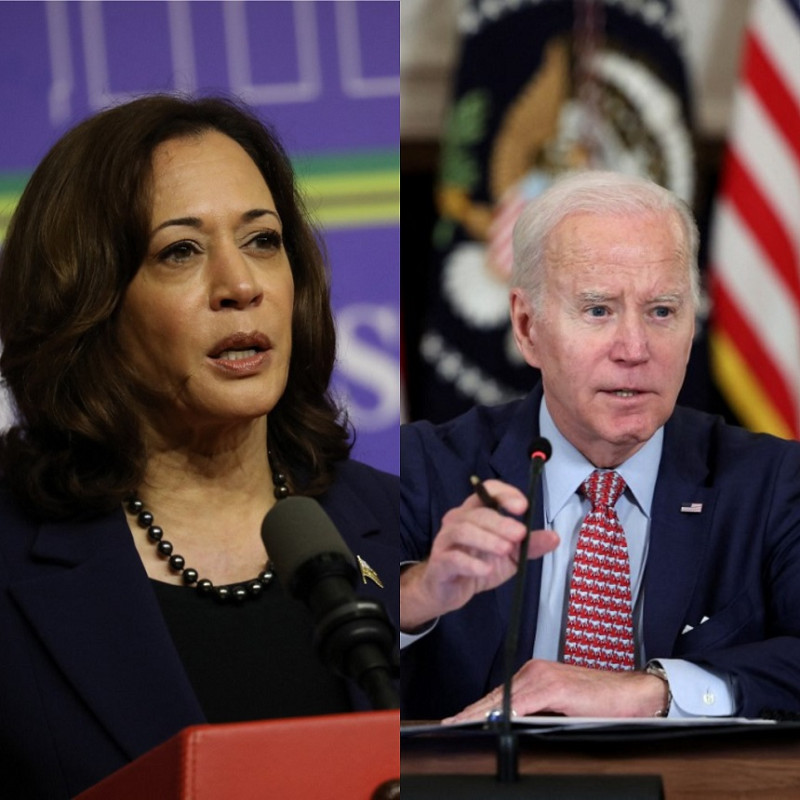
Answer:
[
  {"left": 415, "top": 0, "right": 695, "bottom": 423},
  {"left": 709, "top": 0, "right": 800, "bottom": 439}
]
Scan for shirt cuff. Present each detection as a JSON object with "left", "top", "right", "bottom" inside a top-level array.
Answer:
[
  {"left": 399, "top": 617, "right": 438, "bottom": 650},
  {"left": 652, "top": 658, "right": 736, "bottom": 717},
  {"left": 399, "top": 560, "right": 439, "bottom": 649}
]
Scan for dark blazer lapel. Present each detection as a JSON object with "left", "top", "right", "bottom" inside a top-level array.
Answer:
[
  {"left": 488, "top": 388, "right": 545, "bottom": 677},
  {"left": 319, "top": 475, "right": 396, "bottom": 612},
  {"left": 643, "top": 410, "right": 715, "bottom": 658},
  {"left": 10, "top": 510, "right": 204, "bottom": 760},
  {"left": 318, "top": 470, "right": 399, "bottom": 710}
]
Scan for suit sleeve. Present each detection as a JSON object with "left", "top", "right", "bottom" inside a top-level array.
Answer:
[{"left": 400, "top": 422, "right": 442, "bottom": 562}]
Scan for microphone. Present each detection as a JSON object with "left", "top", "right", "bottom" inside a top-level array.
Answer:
[
  {"left": 497, "top": 436, "right": 552, "bottom": 782},
  {"left": 528, "top": 437, "right": 553, "bottom": 468},
  {"left": 261, "top": 496, "right": 399, "bottom": 710}
]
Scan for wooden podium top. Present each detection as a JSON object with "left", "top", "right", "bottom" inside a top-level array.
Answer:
[{"left": 401, "top": 720, "right": 800, "bottom": 799}]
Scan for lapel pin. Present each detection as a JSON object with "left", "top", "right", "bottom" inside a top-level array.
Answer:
[
  {"left": 680, "top": 502, "right": 703, "bottom": 513},
  {"left": 357, "top": 555, "right": 383, "bottom": 588}
]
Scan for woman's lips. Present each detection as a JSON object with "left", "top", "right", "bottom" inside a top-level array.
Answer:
[
  {"left": 208, "top": 331, "right": 272, "bottom": 375},
  {"left": 208, "top": 331, "right": 272, "bottom": 357}
]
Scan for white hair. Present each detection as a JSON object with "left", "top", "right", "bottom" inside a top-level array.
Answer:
[{"left": 510, "top": 170, "right": 700, "bottom": 314}]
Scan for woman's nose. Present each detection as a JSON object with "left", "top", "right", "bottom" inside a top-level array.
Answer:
[{"left": 208, "top": 247, "right": 263, "bottom": 310}]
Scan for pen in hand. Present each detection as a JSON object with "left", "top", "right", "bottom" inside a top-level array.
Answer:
[{"left": 469, "top": 475, "right": 500, "bottom": 510}]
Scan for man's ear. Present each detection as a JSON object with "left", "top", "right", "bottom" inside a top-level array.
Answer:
[{"left": 510, "top": 288, "right": 541, "bottom": 368}]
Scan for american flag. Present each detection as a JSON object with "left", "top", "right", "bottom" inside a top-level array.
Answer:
[{"left": 709, "top": 0, "right": 800, "bottom": 439}]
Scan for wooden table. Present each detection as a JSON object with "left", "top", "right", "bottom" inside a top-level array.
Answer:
[{"left": 402, "top": 722, "right": 800, "bottom": 798}]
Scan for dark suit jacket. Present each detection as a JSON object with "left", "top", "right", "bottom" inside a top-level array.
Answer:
[
  {"left": 401, "top": 385, "right": 800, "bottom": 720},
  {"left": 0, "top": 459, "right": 398, "bottom": 799}
]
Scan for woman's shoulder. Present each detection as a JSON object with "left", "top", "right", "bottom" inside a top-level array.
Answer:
[
  {"left": 333, "top": 458, "right": 398, "bottom": 492},
  {"left": 0, "top": 482, "right": 126, "bottom": 561},
  {"left": 319, "top": 458, "right": 398, "bottom": 526},
  {"left": 0, "top": 482, "right": 48, "bottom": 581},
  {"left": 0, "top": 480, "right": 38, "bottom": 530},
  {"left": 327, "top": 459, "right": 398, "bottom": 510}
]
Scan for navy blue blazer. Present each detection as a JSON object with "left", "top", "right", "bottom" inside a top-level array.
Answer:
[
  {"left": 401, "top": 385, "right": 800, "bottom": 721},
  {"left": 0, "top": 459, "right": 398, "bottom": 799}
]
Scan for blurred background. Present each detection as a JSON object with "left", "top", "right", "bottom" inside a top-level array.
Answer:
[
  {"left": 0, "top": 0, "right": 400, "bottom": 474},
  {"left": 401, "top": 0, "right": 800, "bottom": 440}
]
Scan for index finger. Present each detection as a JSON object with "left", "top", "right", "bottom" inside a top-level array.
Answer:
[{"left": 467, "top": 478, "right": 528, "bottom": 517}]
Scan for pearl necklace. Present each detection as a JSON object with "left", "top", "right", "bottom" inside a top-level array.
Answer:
[{"left": 125, "top": 468, "right": 289, "bottom": 603}]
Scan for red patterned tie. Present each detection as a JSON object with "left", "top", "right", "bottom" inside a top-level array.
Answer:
[{"left": 563, "top": 470, "right": 636, "bottom": 671}]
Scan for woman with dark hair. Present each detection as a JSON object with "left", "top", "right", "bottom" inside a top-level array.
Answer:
[{"left": 0, "top": 95, "right": 398, "bottom": 798}]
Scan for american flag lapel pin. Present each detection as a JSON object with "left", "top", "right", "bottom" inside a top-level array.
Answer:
[
  {"left": 680, "top": 502, "right": 703, "bottom": 514},
  {"left": 357, "top": 554, "right": 384, "bottom": 588}
]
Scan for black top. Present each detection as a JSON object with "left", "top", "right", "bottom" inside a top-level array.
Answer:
[
  {"left": 0, "top": 459, "right": 398, "bottom": 800},
  {"left": 152, "top": 578, "right": 351, "bottom": 723}
]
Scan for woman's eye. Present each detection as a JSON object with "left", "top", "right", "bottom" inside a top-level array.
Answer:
[
  {"left": 158, "top": 241, "right": 198, "bottom": 264},
  {"left": 248, "top": 231, "right": 283, "bottom": 252}
]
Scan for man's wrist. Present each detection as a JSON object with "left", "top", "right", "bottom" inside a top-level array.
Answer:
[
  {"left": 645, "top": 661, "right": 672, "bottom": 717},
  {"left": 399, "top": 561, "right": 438, "bottom": 632}
]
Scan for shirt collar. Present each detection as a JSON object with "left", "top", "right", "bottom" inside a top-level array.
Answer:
[{"left": 539, "top": 396, "right": 663, "bottom": 520}]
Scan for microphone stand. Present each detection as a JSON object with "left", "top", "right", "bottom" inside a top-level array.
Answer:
[
  {"left": 314, "top": 592, "right": 400, "bottom": 710},
  {"left": 496, "top": 447, "right": 547, "bottom": 782}
]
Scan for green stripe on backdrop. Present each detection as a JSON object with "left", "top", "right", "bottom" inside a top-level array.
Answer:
[
  {"left": 294, "top": 149, "right": 399, "bottom": 229},
  {"left": 0, "top": 149, "right": 399, "bottom": 242},
  {"left": 0, "top": 174, "right": 28, "bottom": 243}
]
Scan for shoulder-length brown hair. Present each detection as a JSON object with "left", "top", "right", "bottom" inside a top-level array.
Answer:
[{"left": 0, "top": 94, "right": 351, "bottom": 520}]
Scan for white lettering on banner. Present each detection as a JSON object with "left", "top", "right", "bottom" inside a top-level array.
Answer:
[
  {"left": 224, "top": 1, "right": 322, "bottom": 106},
  {"left": 334, "top": 304, "right": 400, "bottom": 433},
  {"left": 45, "top": 1, "right": 399, "bottom": 125},
  {"left": 46, "top": 1, "right": 74, "bottom": 125},
  {"left": 335, "top": 3, "right": 400, "bottom": 98},
  {"left": 79, "top": 1, "right": 197, "bottom": 115}
]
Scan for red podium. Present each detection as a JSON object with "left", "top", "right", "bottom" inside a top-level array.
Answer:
[{"left": 76, "top": 710, "right": 399, "bottom": 800}]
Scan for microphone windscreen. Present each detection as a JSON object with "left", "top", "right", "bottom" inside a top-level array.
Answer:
[
  {"left": 528, "top": 436, "right": 552, "bottom": 462},
  {"left": 261, "top": 496, "right": 356, "bottom": 584}
]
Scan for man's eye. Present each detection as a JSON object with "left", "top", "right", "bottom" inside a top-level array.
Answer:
[
  {"left": 588, "top": 306, "right": 607, "bottom": 317},
  {"left": 653, "top": 306, "right": 673, "bottom": 318}
]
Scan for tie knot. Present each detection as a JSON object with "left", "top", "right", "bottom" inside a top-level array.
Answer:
[{"left": 582, "top": 469, "right": 626, "bottom": 509}]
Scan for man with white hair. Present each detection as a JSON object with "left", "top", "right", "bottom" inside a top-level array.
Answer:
[{"left": 400, "top": 171, "right": 800, "bottom": 722}]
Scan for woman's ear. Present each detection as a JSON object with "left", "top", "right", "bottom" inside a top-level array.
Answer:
[{"left": 509, "top": 288, "right": 541, "bottom": 368}]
